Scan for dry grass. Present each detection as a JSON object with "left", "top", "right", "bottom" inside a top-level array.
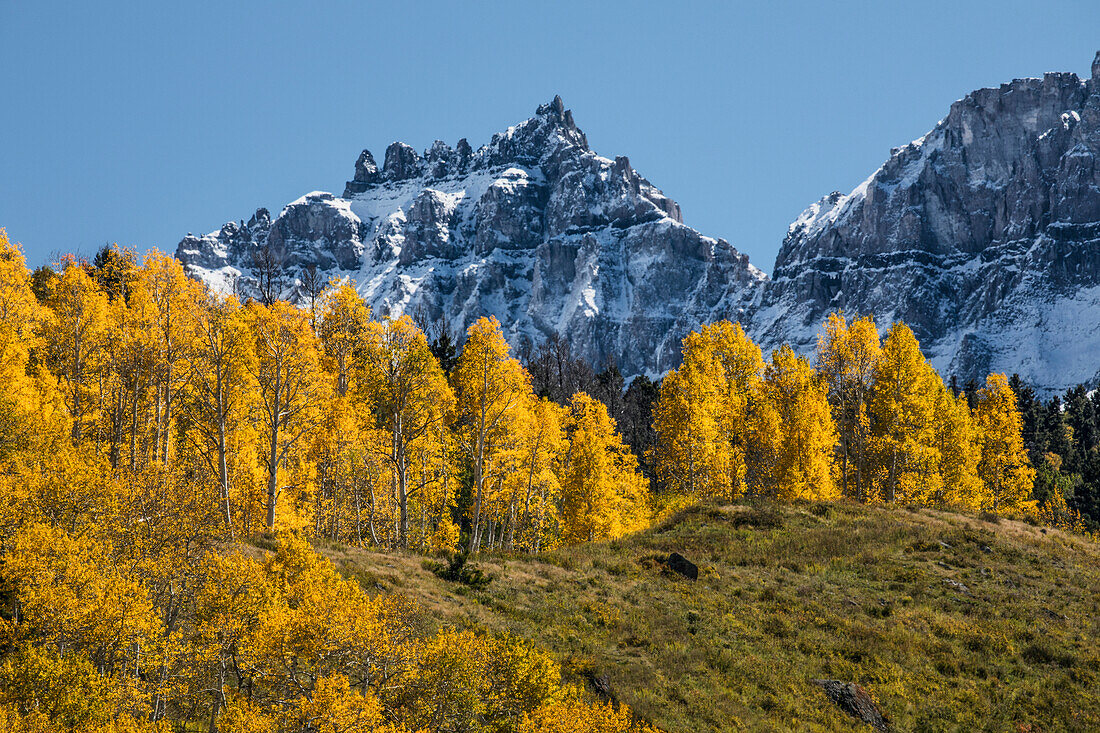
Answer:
[{"left": 312, "top": 502, "right": 1100, "bottom": 732}]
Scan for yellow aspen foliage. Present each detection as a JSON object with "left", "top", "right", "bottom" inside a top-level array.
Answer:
[
  {"left": 932, "top": 383, "right": 983, "bottom": 509},
  {"left": 698, "top": 321, "right": 766, "bottom": 499},
  {"left": 652, "top": 321, "right": 763, "bottom": 500},
  {"left": 0, "top": 706, "right": 52, "bottom": 733},
  {"left": 98, "top": 284, "right": 157, "bottom": 469},
  {"left": 561, "top": 393, "right": 650, "bottom": 544},
  {"left": 520, "top": 697, "right": 662, "bottom": 733},
  {"left": 428, "top": 516, "right": 461, "bottom": 555},
  {"left": 360, "top": 315, "right": 454, "bottom": 549},
  {"left": 395, "top": 629, "right": 566, "bottom": 732},
  {"left": 307, "top": 393, "right": 364, "bottom": 541},
  {"left": 317, "top": 282, "right": 371, "bottom": 397},
  {"left": 132, "top": 252, "right": 202, "bottom": 464},
  {"left": 452, "top": 316, "right": 532, "bottom": 552},
  {"left": 973, "top": 373, "right": 1036, "bottom": 511},
  {"left": 0, "top": 231, "right": 49, "bottom": 460},
  {"left": 866, "top": 323, "right": 941, "bottom": 503},
  {"left": 816, "top": 312, "right": 880, "bottom": 501},
  {"left": 177, "top": 291, "right": 256, "bottom": 533},
  {"left": 290, "top": 674, "right": 387, "bottom": 733},
  {"left": 40, "top": 261, "right": 110, "bottom": 444},
  {"left": 3, "top": 524, "right": 161, "bottom": 683},
  {"left": 0, "top": 230, "right": 40, "bottom": 343},
  {"left": 0, "top": 647, "right": 120, "bottom": 731},
  {"left": 215, "top": 695, "right": 278, "bottom": 733},
  {"left": 246, "top": 301, "right": 327, "bottom": 530},
  {"left": 756, "top": 346, "right": 838, "bottom": 501},
  {"left": 504, "top": 397, "right": 567, "bottom": 552}
]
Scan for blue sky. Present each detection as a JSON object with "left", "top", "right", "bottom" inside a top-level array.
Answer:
[{"left": 2, "top": 1, "right": 1098, "bottom": 272}]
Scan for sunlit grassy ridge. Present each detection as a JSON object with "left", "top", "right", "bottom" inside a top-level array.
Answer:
[{"left": 321, "top": 501, "right": 1100, "bottom": 732}]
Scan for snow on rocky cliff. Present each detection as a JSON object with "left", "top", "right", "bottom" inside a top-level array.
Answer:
[
  {"left": 178, "top": 53, "right": 1100, "bottom": 393},
  {"left": 752, "top": 52, "right": 1100, "bottom": 394},
  {"left": 177, "top": 96, "right": 765, "bottom": 378}
]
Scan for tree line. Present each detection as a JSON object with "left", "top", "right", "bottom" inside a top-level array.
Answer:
[
  {"left": 0, "top": 232, "right": 662, "bottom": 732},
  {"left": 10, "top": 240, "right": 651, "bottom": 554},
  {"left": 650, "top": 315, "right": 1043, "bottom": 515}
]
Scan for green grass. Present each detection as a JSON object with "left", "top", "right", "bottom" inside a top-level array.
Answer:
[{"left": 318, "top": 502, "right": 1100, "bottom": 732}]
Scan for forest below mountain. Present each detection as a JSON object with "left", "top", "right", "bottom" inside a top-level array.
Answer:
[{"left": 0, "top": 232, "right": 1098, "bottom": 732}]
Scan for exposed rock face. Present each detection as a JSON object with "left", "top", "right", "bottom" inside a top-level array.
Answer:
[
  {"left": 177, "top": 96, "right": 765, "bottom": 377},
  {"left": 177, "top": 54, "right": 1100, "bottom": 392},
  {"left": 812, "top": 680, "right": 891, "bottom": 732},
  {"left": 753, "top": 53, "right": 1100, "bottom": 393}
]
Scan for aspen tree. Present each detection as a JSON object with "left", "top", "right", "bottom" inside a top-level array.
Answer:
[
  {"left": 652, "top": 321, "right": 763, "bottom": 499},
  {"left": 99, "top": 291, "right": 156, "bottom": 469},
  {"left": 317, "top": 282, "right": 371, "bottom": 398},
  {"left": 178, "top": 292, "right": 255, "bottom": 532},
  {"left": 0, "top": 231, "right": 44, "bottom": 458},
  {"left": 932, "top": 383, "right": 982, "bottom": 509},
  {"left": 867, "top": 323, "right": 940, "bottom": 503},
  {"left": 974, "top": 373, "right": 1036, "bottom": 510},
  {"left": 561, "top": 393, "right": 649, "bottom": 544},
  {"left": 247, "top": 301, "right": 326, "bottom": 530},
  {"left": 452, "top": 316, "right": 531, "bottom": 552},
  {"left": 41, "top": 261, "right": 110, "bottom": 444},
  {"left": 506, "top": 397, "right": 566, "bottom": 552},
  {"left": 137, "top": 253, "right": 199, "bottom": 464},
  {"left": 817, "top": 312, "right": 880, "bottom": 501},
  {"left": 758, "top": 345, "right": 838, "bottom": 501},
  {"left": 360, "top": 315, "right": 453, "bottom": 549}
]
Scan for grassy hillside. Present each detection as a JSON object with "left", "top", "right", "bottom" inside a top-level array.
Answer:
[{"left": 315, "top": 502, "right": 1100, "bottom": 732}]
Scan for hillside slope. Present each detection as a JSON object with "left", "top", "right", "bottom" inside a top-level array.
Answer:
[{"left": 320, "top": 502, "right": 1100, "bottom": 732}]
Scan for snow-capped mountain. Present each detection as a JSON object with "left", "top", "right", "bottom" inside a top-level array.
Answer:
[
  {"left": 752, "top": 51, "right": 1100, "bottom": 394},
  {"left": 177, "top": 53, "right": 1100, "bottom": 393},
  {"left": 177, "top": 96, "right": 765, "bottom": 377}
]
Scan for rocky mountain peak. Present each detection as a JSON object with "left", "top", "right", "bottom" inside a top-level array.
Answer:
[
  {"left": 176, "top": 53, "right": 1100, "bottom": 393},
  {"left": 176, "top": 95, "right": 762, "bottom": 378},
  {"left": 535, "top": 94, "right": 579, "bottom": 133},
  {"left": 345, "top": 150, "right": 381, "bottom": 194},
  {"left": 754, "top": 51, "right": 1100, "bottom": 394}
]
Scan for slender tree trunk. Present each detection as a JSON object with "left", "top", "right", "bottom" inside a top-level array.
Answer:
[
  {"left": 468, "top": 348, "right": 490, "bottom": 553},
  {"left": 265, "top": 363, "right": 283, "bottom": 531},
  {"left": 395, "top": 416, "right": 410, "bottom": 549},
  {"left": 162, "top": 361, "right": 173, "bottom": 465}
]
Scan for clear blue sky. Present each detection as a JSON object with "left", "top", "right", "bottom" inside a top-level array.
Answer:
[{"left": 2, "top": 1, "right": 1098, "bottom": 272}]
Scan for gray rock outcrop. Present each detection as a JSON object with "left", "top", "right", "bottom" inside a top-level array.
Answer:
[
  {"left": 177, "top": 96, "right": 765, "bottom": 377},
  {"left": 177, "top": 54, "right": 1100, "bottom": 392},
  {"left": 753, "top": 52, "right": 1100, "bottom": 393}
]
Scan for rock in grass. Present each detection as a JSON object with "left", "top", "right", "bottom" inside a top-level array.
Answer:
[
  {"left": 666, "top": 552, "right": 698, "bottom": 580},
  {"left": 812, "top": 679, "right": 891, "bottom": 731}
]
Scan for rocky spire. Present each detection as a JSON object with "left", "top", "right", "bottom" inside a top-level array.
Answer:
[
  {"left": 343, "top": 150, "right": 381, "bottom": 196},
  {"left": 383, "top": 142, "right": 424, "bottom": 181},
  {"left": 1093, "top": 50, "right": 1100, "bottom": 80}
]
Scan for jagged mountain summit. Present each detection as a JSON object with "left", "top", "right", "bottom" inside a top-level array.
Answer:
[
  {"left": 752, "top": 51, "right": 1100, "bottom": 394},
  {"left": 177, "top": 53, "right": 1100, "bottom": 393},
  {"left": 177, "top": 96, "right": 765, "bottom": 377}
]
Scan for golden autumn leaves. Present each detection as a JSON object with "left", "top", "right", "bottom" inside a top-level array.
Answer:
[
  {"left": 0, "top": 231, "right": 651, "bottom": 553},
  {"left": 0, "top": 228, "right": 1040, "bottom": 732},
  {"left": 653, "top": 313, "right": 1035, "bottom": 512}
]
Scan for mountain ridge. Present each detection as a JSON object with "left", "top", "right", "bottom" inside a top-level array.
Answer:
[
  {"left": 177, "top": 52, "right": 1100, "bottom": 392},
  {"left": 177, "top": 95, "right": 765, "bottom": 379},
  {"left": 753, "top": 51, "right": 1100, "bottom": 394}
]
